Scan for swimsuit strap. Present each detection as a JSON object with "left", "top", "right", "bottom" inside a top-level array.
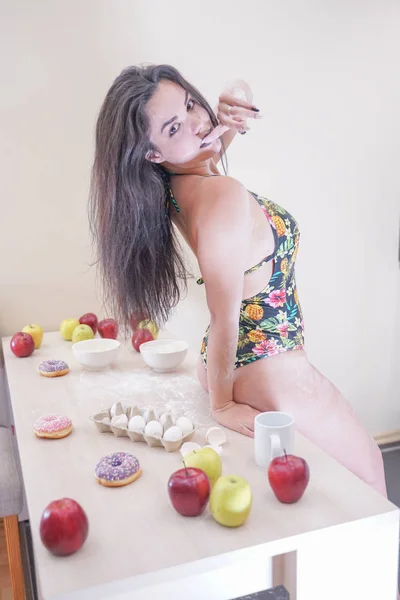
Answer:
[
  {"left": 161, "top": 170, "right": 180, "bottom": 215},
  {"left": 168, "top": 188, "right": 181, "bottom": 214}
]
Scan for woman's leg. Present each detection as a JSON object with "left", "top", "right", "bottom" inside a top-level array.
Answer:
[
  {"left": 231, "top": 351, "right": 387, "bottom": 497},
  {"left": 198, "top": 352, "right": 387, "bottom": 497}
]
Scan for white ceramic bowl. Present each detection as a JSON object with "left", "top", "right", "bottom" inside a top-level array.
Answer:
[
  {"left": 72, "top": 338, "right": 121, "bottom": 370},
  {"left": 139, "top": 339, "right": 188, "bottom": 372}
]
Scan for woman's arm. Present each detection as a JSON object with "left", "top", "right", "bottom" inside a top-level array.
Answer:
[
  {"left": 196, "top": 177, "right": 250, "bottom": 409},
  {"left": 196, "top": 177, "right": 260, "bottom": 435}
]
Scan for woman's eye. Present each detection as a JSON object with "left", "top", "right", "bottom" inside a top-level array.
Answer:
[
  {"left": 169, "top": 100, "right": 195, "bottom": 136},
  {"left": 169, "top": 123, "right": 180, "bottom": 137}
]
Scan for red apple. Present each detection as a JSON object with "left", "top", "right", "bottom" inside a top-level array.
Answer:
[
  {"left": 10, "top": 332, "right": 35, "bottom": 358},
  {"left": 40, "top": 498, "right": 89, "bottom": 556},
  {"left": 79, "top": 313, "right": 98, "bottom": 335},
  {"left": 98, "top": 318, "right": 118, "bottom": 339},
  {"left": 129, "top": 312, "right": 149, "bottom": 332},
  {"left": 132, "top": 328, "right": 153, "bottom": 352},
  {"left": 268, "top": 452, "right": 310, "bottom": 504},
  {"left": 168, "top": 466, "right": 210, "bottom": 516}
]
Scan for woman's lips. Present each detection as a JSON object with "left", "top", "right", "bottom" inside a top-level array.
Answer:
[
  {"left": 200, "top": 128, "right": 213, "bottom": 148},
  {"left": 200, "top": 124, "right": 229, "bottom": 148}
]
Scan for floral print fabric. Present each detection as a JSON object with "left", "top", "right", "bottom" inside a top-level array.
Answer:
[{"left": 200, "top": 192, "right": 304, "bottom": 369}]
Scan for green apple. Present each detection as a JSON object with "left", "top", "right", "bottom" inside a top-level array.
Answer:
[
  {"left": 183, "top": 447, "right": 222, "bottom": 488},
  {"left": 22, "top": 324, "right": 43, "bottom": 349},
  {"left": 138, "top": 319, "right": 159, "bottom": 339},
  {"left": 72, "top": 324, "right": 95, "bottom": 344},
  {"left": 60, "top": 319, "right": 80, "bottom": 341},
  {"left": 210, "top": 475, "right": 252, "bottom": 527}
]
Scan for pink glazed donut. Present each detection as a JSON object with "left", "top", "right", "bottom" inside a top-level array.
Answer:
[
  {"left": 34, "top": 414, "right": 72, "bottom": 439},
  {"left": 95, "top": 452, "right": 142, "bottom": 487}
]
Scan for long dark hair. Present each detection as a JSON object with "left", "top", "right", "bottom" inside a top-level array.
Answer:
[{"left": 89, "top": 64, "right": 226, "bottom": 333}]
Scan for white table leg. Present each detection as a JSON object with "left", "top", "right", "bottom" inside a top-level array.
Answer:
[{"left": 295, "top": 514, "right": 399, "bottom": 600}]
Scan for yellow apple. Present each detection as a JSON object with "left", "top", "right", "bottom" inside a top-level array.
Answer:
[
  {"left": 183, "top": 447, "right": 222, "bottom": 488},
  {"left": 22, "top": 324, "right": 43, "bottom": 349},
  {"left": 138, "top": 319, "right": 159, "bottom": 339},
  {"left": 72, "top": 324, "right": 95, "bottom": 344},
  {"left": 209, "top": 475, "right": 252, "bottom": 527},
  {"left": 60, "top": 319, "right": 80, "bottom": 341}
]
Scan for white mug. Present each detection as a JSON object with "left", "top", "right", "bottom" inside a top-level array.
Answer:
[{"left": 254, "top": 411, "right": 295, "bottom": 468}]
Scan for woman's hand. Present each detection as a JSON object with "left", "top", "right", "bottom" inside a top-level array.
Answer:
[
  {"left": 217, "top": 79, "right": 260, "bottom": 133},
  {"left": 202, "top": 80, "right": 262, "bottom": 146},
  {"left": 211, "top": 401, "right": 260, "bottom": 438}
]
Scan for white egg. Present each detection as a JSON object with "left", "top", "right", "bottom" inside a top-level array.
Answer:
[
  {"left": 128, "top": 415, "right": 146, "bottom": 432},
  {"left": 101, "top": 417, "right": 111, "bottom": 425},
  {"left": 163, "top": 425, "right": 183, "bottom": 442},
  {"left": 175, "top": 416, "right": 194, "bottom": 436},
  {"left": 144, "top": 420, "right": 163, "bottom": 438}
]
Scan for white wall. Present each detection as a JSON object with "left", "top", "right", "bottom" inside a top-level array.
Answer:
[{"left": 1, "top": 0, "right": 399, "bottom": 434}]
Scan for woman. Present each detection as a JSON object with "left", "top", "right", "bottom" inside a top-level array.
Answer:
[{"left": 89, "top": 64, "right": 387, "bottom": 496}]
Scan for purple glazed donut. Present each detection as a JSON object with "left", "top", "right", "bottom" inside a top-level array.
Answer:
[
  {"left": 38, "top": 359, "right": 69, "bottom": 378},
  {"left": 95, "top": 452, "right": 142, "bottom": 487}
]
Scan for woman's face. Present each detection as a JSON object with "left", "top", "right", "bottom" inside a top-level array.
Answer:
[{"left": 145, "top": 80, "right": 221, "bottom": 167}]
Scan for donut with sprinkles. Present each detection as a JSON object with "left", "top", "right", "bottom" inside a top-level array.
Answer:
[
  {"left": 95, "top": 452, "right": 142, "bottom": 487},
  {"left": 34, "top": 414, "right": 72, "bottom": 439},
  {"left": 38, "top": 359, "right": 69, "bottom": 378}
]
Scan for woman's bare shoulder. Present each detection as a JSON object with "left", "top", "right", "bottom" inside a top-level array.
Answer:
[
  {"left": 172, "top": 174, "right": 250, "bottom": 251},
  {"left": 190, "top": 175, "right": 248, "bottom": 217}
]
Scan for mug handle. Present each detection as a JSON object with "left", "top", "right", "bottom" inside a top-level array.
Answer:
[{"left": 270, "top": 433, "right": 283, "bottom": 460}]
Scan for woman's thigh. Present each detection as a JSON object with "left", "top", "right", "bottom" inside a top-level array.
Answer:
[
  {"left": 198, "top": 351, "right": 386, "bottom": 496},
  {"left": 231, "top": 351, "right": 386, "bottom": 495}
]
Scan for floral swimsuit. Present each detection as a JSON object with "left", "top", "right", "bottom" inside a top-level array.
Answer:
[{"left": 167, "top": 179, "right": 304, "bottom": 369}]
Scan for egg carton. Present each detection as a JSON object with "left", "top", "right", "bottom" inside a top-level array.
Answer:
[{"left": 90, "top": 402, "right": 196, "bottom": 453}]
